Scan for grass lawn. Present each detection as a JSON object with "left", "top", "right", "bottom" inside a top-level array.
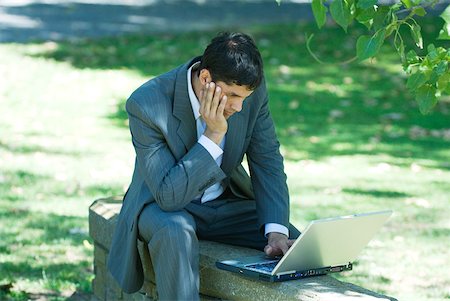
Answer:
[{"left": 1, "top": 18, "right": 449, "bottom": 300}]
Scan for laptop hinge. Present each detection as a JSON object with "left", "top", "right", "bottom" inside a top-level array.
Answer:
[{"left": 275, "top": 270, "right": 296, "bottom": 276}]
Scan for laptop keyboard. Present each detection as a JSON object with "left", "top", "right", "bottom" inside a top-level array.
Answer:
[{"left": 246, "top": 260, "right": 279, "bottom": 273}]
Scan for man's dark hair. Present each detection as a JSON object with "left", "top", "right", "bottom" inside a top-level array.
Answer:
[{"left": 199, "top": 32, "right": 264, "bottom": 90}]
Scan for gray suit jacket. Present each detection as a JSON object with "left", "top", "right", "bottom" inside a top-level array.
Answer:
[{"left": 107, "top": 57, "right": 290, "bottom": 293}]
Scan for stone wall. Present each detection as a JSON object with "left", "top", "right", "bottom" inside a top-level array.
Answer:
[{"left": 89, "top": 197, "right": 397, "bottom": 301}]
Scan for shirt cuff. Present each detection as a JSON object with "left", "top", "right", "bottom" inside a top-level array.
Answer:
[
  {"left": 198, "top": 135, "right": 223, "bottom": 161},
  {"left": 265, "top": 223, "right": 289, "bottom": 238}
]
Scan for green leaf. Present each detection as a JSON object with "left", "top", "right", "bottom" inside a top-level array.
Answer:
[
  {"left": 434, "top": 61, "right": 448, "bottom": 77},
  {"left": 437, "top": 22, "right": 450, "bottom": 40},
  {"left": 330, "top": 0, "right": 352, "bottom": 32},
  {"left": 410, "top": 24, "right": 423, "bottom": 49},
  {"left": 385, "top": 23, "right": 397, "bottom": 38},
  {"left": 394, "top": 36, "right": 405, "bottom": 62},
  {"left": 356, "top": 28, "right": 386, "bottom": 61},
  {"left": 416, "top": 85, "right": 437, "bottom": 114},
  {"left": 357, "top": 0, "right": 377, "bottom": 10},
  {"left": 390, "top": 3, "right": 403, "bottom": 13},
  {"left": 312, "top": 0, "right": 328, "bottom": 29},
  {"left": 413, "top": 6, "right": 427, "bottom": 17},
  {"left": 359, "top": 21, "right": 373, "bottom": 30},
  {"left": 438, "top": 5, "right": 450, "bottom": 40},
  {"left": 440, "top": 3, "right": 450, "bottom": 23},
  {"left": 406, "top": 50, "right": 420, "bottom": 64},
  {"left": 356, "top": 7, "right": 375, "bottom": 29},
  {"left": 437, "top": 73, "right": 450, "bottom": 94},
  {"left": 373, "top": 6, "right": 390, "bottom": 31},
  {"left": 356, "top": 7, "right": 376, "bottom": 23},
  {"left": 429, "top": 69, "right": 439, "bottom": 84},
  {"left": 427, "top": 44, "right": 437, "bottom": 53},
  {"left": 401, "top": 0, "right": 413, "bottom": 9},
  {"left": 407, "top": 71, "right": 428, "bottom": 91},
  {"left": 427, "top": 44, "right": 439, "bottom": 61}
]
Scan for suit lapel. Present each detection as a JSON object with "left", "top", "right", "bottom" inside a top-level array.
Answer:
[
  {"left": 173, "top": 59, "right": 198, "bottom": 151},
  {"left": 221, "top": 108, "right": 248, "bottom": 176}
]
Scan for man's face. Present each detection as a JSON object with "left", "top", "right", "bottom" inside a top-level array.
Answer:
[{"left": 215, "top": 81, "right": 254, "bottom": 119}]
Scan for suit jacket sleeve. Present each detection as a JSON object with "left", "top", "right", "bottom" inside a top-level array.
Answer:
[
  {"left": 126, "top": 96, "right": 226, "bottom": 211},
  {"left": 246, "top": 83, "right": 290, "bottom": 231}
]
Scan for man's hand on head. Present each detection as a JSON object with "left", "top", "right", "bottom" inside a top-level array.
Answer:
[
  {"left": 199, "top": 81, "right": 228, "bottom": 145},
  {"left": 264, "top": 232, "right": 295, "bottom": 258}
]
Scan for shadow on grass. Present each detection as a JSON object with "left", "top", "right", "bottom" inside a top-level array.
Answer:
[
  {"left": 0, "top": 208, "right": 93, "bottom": 297},
  {"left": 0, "top": 261, "right": 92, "bottom": 300},
  {"left": 0, "top": 139, "right": 83, "bottom": 157},
  {"left": 0, "top": 208, "right": 90, "bottom": 247},
  {"left": 24, "top": 18, "right": 450, "bottom": 165},
  {"left": 0, "top": 168, "right": 124, "bottom": 205},
  {"left": 0, "top": 261, "right": 91, "bottom": 283},
  {"left": 342, "top": 188, "right": 410, "bottom": 198},
  {"left": 83, "top": 184, "right": 124, "bottom": 197},
  {"left": 0, "top": 170, "right": 51, "bottom": 202}
]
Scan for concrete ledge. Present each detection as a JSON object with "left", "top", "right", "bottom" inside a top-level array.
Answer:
[{"left": 89, "top": 197, "right": 397, "bottom": 301}]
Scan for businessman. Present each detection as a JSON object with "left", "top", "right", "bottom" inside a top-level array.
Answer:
[{"left": 107, "top": 32, "right": 300, "bottom": 300}]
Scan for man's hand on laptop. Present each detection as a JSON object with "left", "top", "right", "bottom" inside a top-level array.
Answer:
[{"left": 264, "top": 232, "right": 295, "bottom": 257}]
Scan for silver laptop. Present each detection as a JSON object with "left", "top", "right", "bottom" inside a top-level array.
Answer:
[{"left": 216, "top": 210, "right": 392, "bottom": 282}]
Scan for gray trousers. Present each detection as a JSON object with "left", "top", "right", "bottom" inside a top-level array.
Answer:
[{"left": 138, "top": 195, "right": 300, "bottom": 301}]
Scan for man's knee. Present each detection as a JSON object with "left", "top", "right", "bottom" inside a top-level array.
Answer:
[
  {"left": 147, "top": 213, "right": 198, "bottom": 257},
  {"left": 158, "top": 214, "right": 197, "bottom": 240},
  {"left": 138, "top": 203, "right": 196, "bottom": 243}
]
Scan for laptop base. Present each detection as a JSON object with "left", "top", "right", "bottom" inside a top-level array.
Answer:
[{"left": 216, "top": 260, "right": 352, "bottom": 282}]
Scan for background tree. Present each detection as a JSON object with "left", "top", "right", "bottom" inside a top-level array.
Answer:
[{"left": 277, "top": 0, "right": 450, "bottom": 114}]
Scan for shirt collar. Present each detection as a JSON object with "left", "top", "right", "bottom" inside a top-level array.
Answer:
[{"left": 187, "top": 62, "right": 201, "bottom": 120}]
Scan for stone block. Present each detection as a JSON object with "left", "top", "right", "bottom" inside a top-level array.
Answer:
[
  {"left": 94, "top": 243, "right": 107, "bottom": 266},
  {"left": 92, "top": 260, "right": 106, "bottom": 300},
  {"left": 89, "top": 198, "right": 397, "bottom": 301},
  {"left": 92, "top": 277, "right": 105, "bottom": 301},
  {"left": 106, "top": 270, "right": 123, "bottom": 300},
  {"left": 89, "top": 197, "right": 123, "bottom": 249},
  {"left": 198, "top": 241, "right": 395, "bottom": 301}
]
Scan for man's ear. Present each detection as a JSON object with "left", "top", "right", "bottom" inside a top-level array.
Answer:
[{"left": 199, "top": 69, "right": 212, "bottom": 85}]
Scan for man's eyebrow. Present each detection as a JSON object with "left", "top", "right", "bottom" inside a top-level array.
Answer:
[{"left": 226, "top": 92, "right": 242, "bottom": 97}]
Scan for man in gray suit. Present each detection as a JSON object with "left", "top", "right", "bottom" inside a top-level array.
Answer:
[{"left": 107, "top": 32, "right": 300, "bottom": 300}]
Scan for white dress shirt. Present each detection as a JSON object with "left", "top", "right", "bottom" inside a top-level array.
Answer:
[
  {"left": 187, "top": 62, "right": 225, "bottom": 203},
  {"left": 187, "top": 63, "right": 289, "bottom": 238}
]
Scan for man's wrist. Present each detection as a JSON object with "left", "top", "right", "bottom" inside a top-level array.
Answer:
[
  {"left": 204, "top": 129, "right": 225, "bottom": 145},
  {"left": 198, "top": 135, "right": 223, "bottom": 160},
  {"left": 265, "top": 223, "right": 289, "bottom": 238}
]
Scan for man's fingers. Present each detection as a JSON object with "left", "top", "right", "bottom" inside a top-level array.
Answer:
[
  {"left": 205, "top": 82, "right": 216, "bottom": 114},
  {"left": 199, "top": 86, "right": 205, "bottom": 114},
  {"left": 264, "top": 245, "right": 280, "bottom": 257},
  {"left": 199, "top": 83, "right": 207, "bottom": 114},
  {"left": 210, "top": 85, "right": 222, "bottom": 118},
  {"left": 217, "top": 95, "right": 227, "bottom": 117},
  {"left": 265, "top": 237, "right": 295, "bottom": 257},
  {"left": 280, "top": 239, "right": 296, "bottom": 255}
]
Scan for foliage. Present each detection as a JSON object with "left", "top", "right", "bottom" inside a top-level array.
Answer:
[{"left": 278, "top": 0, "right": 450, "bottom": 114}]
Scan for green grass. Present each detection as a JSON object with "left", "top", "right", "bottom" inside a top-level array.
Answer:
[{"left": 1, "top": 18, "right": 449, "bottom": 300}]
